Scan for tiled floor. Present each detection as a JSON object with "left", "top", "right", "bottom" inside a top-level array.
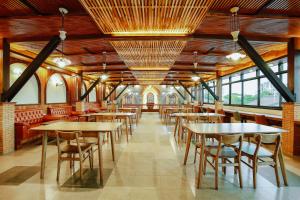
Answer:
[{"left": 1, "top": 113, "right": 300, "bottom": 200}]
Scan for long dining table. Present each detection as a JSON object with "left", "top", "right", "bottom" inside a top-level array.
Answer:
[
  {"left": 30, "top": 121, "right": 122, "bottom": 186},
  {"left": 172, "top": 113, "right": 224, "bottom": 144},
  {"left": 183, "top": 122, "right": 288, "bottom": 188},
  {"left": 80, "top": 112, "right": 136, "bottom": 142}
]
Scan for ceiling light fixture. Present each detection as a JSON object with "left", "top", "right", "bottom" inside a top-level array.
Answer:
[
  {"left": 193, "top": 51, "right": 198, "bottom": 68},
  {"left": 226, "top": 7, "right": 246, "bottom": 62},
  {"left": 191, "top": 76, "right": 200, "bottom": 82},
  {"left": 53, "top": 8, "right": 71, "bottom": 68},
  {"left": 100, "top": 51, "right": 108, "bottom": 81}
]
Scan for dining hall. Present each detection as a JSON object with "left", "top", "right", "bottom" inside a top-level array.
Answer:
[{"left": 0, "top": 0, "right": 300, "bottom": 199}]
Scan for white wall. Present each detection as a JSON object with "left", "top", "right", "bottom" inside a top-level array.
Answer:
[
  {"left": 89, "top": 87, "right": 97, "bottom": 102},
  {"left": 46, "top": 73, "right": 67, "bottom": 103}
]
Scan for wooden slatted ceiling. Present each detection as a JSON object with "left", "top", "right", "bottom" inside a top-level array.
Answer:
[
  {"left": 0, "top": 0, "right": 33, "bottom": 17},
  {"left": 264, "top": 0, "right": 300, "bottom": 16},
  {"left": 211, "top": 0, "right": 270, "bottom": 14},
  {"left": 79, "top": 0, "right": 214, "bottom": 35},
  {"left": 110, "top": 40, "right": 186, "bottom": 70}
]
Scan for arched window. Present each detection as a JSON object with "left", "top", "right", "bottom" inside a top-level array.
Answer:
[
  {"left": 46, "top": 73, "right": 67, "bottom": 103},
  {"left": 89, "top": 87, "right": 97, "bottom": 102},
  {"left": 81, "top": 82, "right": 87, "bottom": 101},
  {"left": 10, "top": 63, "right": 39, "bottom": 105}
]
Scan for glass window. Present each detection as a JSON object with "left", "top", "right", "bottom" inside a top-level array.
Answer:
[
  {"left": 282, "top": 73, "right": 287, "bottom": 86},
  {"left": 268, "top": 63, "right": 278, "bottom": 72},
  {"left": 231, "top": 73, "right": 240, "bottom": 82},
  {"left": 282, "top": 62, "right": 288, "bottom": 71},
  {"left": 222, "top": 85, "right": 229, "bottom": 104},
  {"left": 231, "top": 82, "right": 242, "bottom": 104},
  {"left": 243, "top": 69, "right": 256, "bottom": 79},
  {"left": 203, "top": 89, "right": 208, "bottom": 103},
  {"left": 260, "top": 78, "right": 280, "bottom": 107},
  {"left": 243, "top": 79, "right": 258, "bottom": 105},
  {"left": 89, "top": 87, "right": 97, "bottom": 102},
  {"left": 222, "top": 76, "right": 229, "bottom": 84},
  {"left": 208, "top": 87, "right": 215, "bottom": 103}
]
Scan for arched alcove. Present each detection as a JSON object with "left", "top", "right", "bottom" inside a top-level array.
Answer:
[
  {"left": 10, "top": 63, "right": 40, "bottom": 105},
  {"left": 142, "top": 86, "right": 160, "bottom": 104},
  {"left": 46, "top": 73, "right": 67, "bottom": 103},
  {"left": 89, "top": 87, "right": 97, "bottom": 102}
]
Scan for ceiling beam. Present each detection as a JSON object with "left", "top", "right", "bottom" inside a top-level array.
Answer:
[
  {"left": 18, "top": 0, "right": 44, "bottom": 15},
  {"left": 254, "top": 0, "right": 277, "bottom": 15}
]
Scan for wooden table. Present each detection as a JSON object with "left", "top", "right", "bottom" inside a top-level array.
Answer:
[
  {"left": 30, "top": 121, "right": 122, "bottom": 186},
  {"left": 183, "top": 122, "right": 288, "bottom": 188},
  {"left": 80, "top": 112, "right": 136, "bottom": 142},
  {"left": 172, "top": 113, "right": 224, "bottom": 144},
  {"left": 118, "top": 108, "right": 140, "bottom": 124}
]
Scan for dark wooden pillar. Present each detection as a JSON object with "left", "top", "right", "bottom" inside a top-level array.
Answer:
[{"left": 288, "top": 38, "right": 300, "bottom": 101}]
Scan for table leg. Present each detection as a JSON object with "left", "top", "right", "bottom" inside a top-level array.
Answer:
[
  {"left": 109, "top": 131, "right": 115, "bottom": 161},
  {"left": 178, "top": 118, "right": 182, "bottom": 145},
  {"left": 196, "top": 134, "right": 205, "bottom": 188},
  {"left": 129, "top": 117, "right": 133, "bottom": 135},
  {"left": 174, "top": 117, "right": 178, "bottom": 137},
  {"left": 278, "top": 147, "right": 288, "bottom": 186},
  {"left": 97, "top": 133, "right": 104, "bottom": 186},
  {"left": 183, "top": 129, "right": 192, "bottom": 165},
  {"left": 40, "top": 132, "right": 48, "bottom": 179},
  {"left": 125, "top": 118, "right": 129, "bottom": 142}
]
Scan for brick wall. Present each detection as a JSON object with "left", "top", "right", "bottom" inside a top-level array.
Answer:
[{"left": 0, "top": 103, "right": 15, "bottom": 154}]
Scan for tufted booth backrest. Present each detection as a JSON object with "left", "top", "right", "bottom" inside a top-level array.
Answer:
[
  {"left": 15, "top": 109, "right": 45, "bottom": 124},
  {"left": 47, "top": 106, "right": 72, "bottom": 116}
]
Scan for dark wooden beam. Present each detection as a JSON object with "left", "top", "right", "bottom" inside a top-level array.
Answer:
[
  {"left": 173, "top": 85, "right": 186, "bottom": 100},
  {"left": 200, "top": 79, "right": 219, "bottom": 101},
  {"left": 2, "top": 38, "right": 10, "bottom": 93},
  {"left": 238, "top": 34, "right": 295, "bottom": 102},
  {"left": 254, "top": 0, "right": 277, "bottom": 15},
  {"left": 115, "top": 85, "right": 129, "bottom": 100},
  {"left": 104, "top": 81, "right": 122, "bottom": 101},
  {"left": 77, "top": 71, "right": 83, "bottom": 101},
  {"left": 80, "top": 78, "right": 100, "bottom": 101},
  {"left": 179, "top": 81, "right": 195, "bottom": 100},
  {"left": 19, "top": 0, "right": 44, "bottom": 15},
  {"left": 1, "top": 36, "right": 60, "bottom": 102}
]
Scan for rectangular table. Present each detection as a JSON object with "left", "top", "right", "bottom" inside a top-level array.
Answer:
[
  {"left": 80, "top": 112, "right": 136, "bottom": 142},
  {"left": 183, "top": 123, "right": 288, "bottom": 188},
  {"left": 172, "top": 113, "right": 224, "bottom": 144},
  {"left": 31, "top": 121, "right": 122, "bottom": 186}
]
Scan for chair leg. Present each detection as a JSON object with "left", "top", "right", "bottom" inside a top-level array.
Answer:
[
  {"left": 238, "top": 160, "right": 243, "bottom": 188},
  {"left": 79, "top": 156, "right": 83, "bottom": 180},
  {"left": 194, "top": 147, "right": 198, "bottom": 164},
  {"left": 204, "top": 153, "right": 207, "bottom": 175},
  {"left": 215, "top": 158, "right": 219, "bottom": 190},
  {"left": 253, "top": 158, "right": 257, "bottom": 189},
  {"left": 89, "top": 150, "right": 93, "bottom": 169},
  {"left": 222, "top": 158, "right": 226, "bottom": 175},
  {"left": 274, "top": 160, "right": 281, "bottom": 187},
  {"left": 56, "top": 159, "right": 61, "bottom": 182}
]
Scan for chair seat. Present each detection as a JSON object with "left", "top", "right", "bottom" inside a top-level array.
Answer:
[
  {"left": 242, "top": 142, "right": 273, "bottom": 157},
  {"left": 61, "top": 143, "right": 92, "bottom": 154},
  {"left": 207, "top": 147, "right": 238, "bottom": 158}
]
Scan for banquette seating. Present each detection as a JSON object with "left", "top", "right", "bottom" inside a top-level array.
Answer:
[
  {"left": 47, "top": 106, "right": 82, "bottom": 121},
  {"left": 14, "top": 109, "right": 57, "bottom": 149}
]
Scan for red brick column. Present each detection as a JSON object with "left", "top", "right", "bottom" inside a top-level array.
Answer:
[
  {"left": 282, "top": 102, "right": 300, "bottom": 156},
  {"left": 0, "top": 102, "right": 15, "bottom": 154}
]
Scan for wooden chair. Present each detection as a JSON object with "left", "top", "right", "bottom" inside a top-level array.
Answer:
[
  {"left": 233, "top": 111, "right": 244, "bottom": 123},
  {"left": 241, "top": 133, "right": 281, "bottom": 188},
  {"left": 203, "top": 134, "right": 243, "bottom": 190},
  {"left": 56, "top": 131, "right": 93, "bottom": 182},
  {"left": 96, "top": 115, "right": 120, "bottom": 141},
  {"left": 255, "top": 115, "right": 269, "bottom": 125}
]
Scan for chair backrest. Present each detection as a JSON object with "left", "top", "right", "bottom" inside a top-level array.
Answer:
[
  {"left": 254, "top": 133, "right": 281, "bottom": 157},
  {"left": 233, "top": 112, "right": 241, "bottom": 122},
  {"left": 96, "top": 115, "right": 115, "bottom": 122},
  {"left": 56, "top": 131, "right": 82, "bottom": 154},
  {"left": 208, "top": 115, "right": 221, "bottom": 123},
  {"left": 215, "top": 134, "right": 243, "bottom": 156},
  {"left": 255, "top": 115, "right": 269, "bottom": 125}
]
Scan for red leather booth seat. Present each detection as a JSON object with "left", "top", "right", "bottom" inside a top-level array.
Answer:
[
  {"left": 47, "top": 106, "right": 82, "bottom": 121},
  {"left": 15, "top": 109, "right": 54, "bottom": 149}
]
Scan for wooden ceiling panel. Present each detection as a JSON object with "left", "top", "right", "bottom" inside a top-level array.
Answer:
[
  {"left": 79, "top": 0, "right": 214, "bottom": 35},
  {"left": 0, "top": 0, "right": 33, "bottom": 17},
  {"left": 27, "top": 0, "right": 86, "bottom": 15},
  {"left": 211, "top": 0, "right": 270, "bottom": 14},
  {"left": 264, "top": 0, "right": 300, "bottom": 16}
]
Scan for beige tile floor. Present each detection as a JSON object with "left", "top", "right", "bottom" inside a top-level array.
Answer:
[{"left": 0, "top": 112, "right": 300, "bottom": 200}]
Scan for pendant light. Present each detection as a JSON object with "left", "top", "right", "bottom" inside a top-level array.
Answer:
[
  {"left": 100, "top": 51, "right": 108, "bottom": 81},
  {"left": 226, "top": 7, "right": 246, "bottom": 61},
  {"left": 53, "top": 7, "right": 71, "bottom": 68}
]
